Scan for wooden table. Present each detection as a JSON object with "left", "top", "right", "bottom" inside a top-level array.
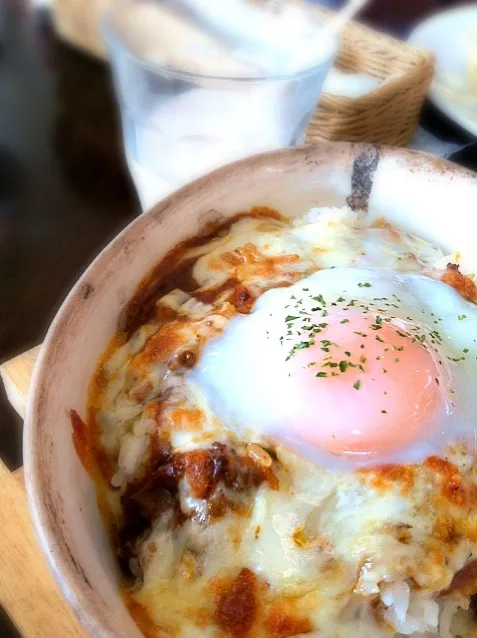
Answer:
[{"left": 0, "top": 349, "right": 86, "bottom": 637}]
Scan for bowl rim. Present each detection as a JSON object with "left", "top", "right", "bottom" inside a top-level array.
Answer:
[{"left": 23, "top": 142, "right": 477, "bottom": 636}]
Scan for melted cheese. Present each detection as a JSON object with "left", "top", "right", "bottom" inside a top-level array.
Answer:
[
  {"left": 190, "top": 208, "right": 445, "bottom": 290},
  {"left": 89, "top": 206, "right": 477, "bottom": 638},
  {"left": 125, "top": 445, "right": 477, "bottom": 637}
]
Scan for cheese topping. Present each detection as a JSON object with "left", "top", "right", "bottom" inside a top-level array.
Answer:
[{"left": 85, "top": 206, "right": 477, "bottom": 638}]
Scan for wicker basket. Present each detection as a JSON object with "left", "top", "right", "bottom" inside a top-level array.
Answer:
[
  {"left": 52, "top": 0, "right": 434, "bottom": 147},
  {"left": 305, "top": 7, "right": 435, "bottom": 147}
]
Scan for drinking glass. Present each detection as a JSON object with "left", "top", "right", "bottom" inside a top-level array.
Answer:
[{"left": 103, "top": 0, "right": 337, "bottom": 211}]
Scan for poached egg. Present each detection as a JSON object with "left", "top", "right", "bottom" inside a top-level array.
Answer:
[{"left": 193, "top": 267, "right": 477, "bottom": 468}]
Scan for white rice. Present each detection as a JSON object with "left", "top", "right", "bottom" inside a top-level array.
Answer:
[{"left": 381, "top": 581, "right": 470, "bottom": 637}]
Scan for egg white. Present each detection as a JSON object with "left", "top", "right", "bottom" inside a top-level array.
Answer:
[{"left": 192, "top": 267, "right": 477, "bottom": 469}]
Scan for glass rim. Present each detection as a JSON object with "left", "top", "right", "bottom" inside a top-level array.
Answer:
[{"left": 102, "top": 0, "right": 338, "bottom": 83}]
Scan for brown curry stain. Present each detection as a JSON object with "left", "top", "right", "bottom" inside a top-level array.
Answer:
[
  {"left": 169, "top": 407, "right": 204, "bottom": 431},
  {"left": 122, "top": 592, "right": 170, "bottom": 638},
  {"left": 358, "top": 464, "right": 414, "bottom": 494},
  {"left": 424, "top": 456, "right": 477, "bottom": 509},
  {"left": 122, "top": 207, "right": 285, "bottom": 336},
  {"left": 235, "top": 253, "right": 300, "bottom": 282},
  {"left": 432, "top": 513, "right": 457, "bottom": 544},
  {"left": 442, "top": 559, "right": 477, "bottom": 597},
  {"left": 441, "top": 263, "right": 477, "bottom": 303},
  {"left": 70, "top": 409, "right": 95, "bottom": 476},
  {"left": 264, "top": 600, "right": 313, "bottom": 637},
  {"left": 195, "top": 277, "right": 241, "bottom": 305},
  {"left": 84, "top": 207, "right": 289, "bottom": 487},
  {"left": 86, "top": 332, "right": 127, "bottom": 483},
  {"left": 140, "top": 321, "right": 189, "bottom": 366},
  {"left": 211, "top": 568, "right": 258, "bottom": 637},
  {"left": 188, "top": 607, "right": 213, "bottom": 629}
]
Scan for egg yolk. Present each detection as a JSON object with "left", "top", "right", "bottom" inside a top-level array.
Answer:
[{"left": 286, "top": 310, "right": 447, "bottom": 456}]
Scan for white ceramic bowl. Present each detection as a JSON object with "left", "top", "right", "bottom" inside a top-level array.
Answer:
[{"left": 24, "top": 143, "right": 477, "bottom": 636}]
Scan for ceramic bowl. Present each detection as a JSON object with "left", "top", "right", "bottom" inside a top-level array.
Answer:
[{"left": 24, "top": 142, "right": 477, "bottom": 636}]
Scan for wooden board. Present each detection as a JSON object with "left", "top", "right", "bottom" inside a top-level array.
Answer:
[
  {"left": 0, "top": 345, "right": 41, "bottom": 418},
  {"left": 0, "top": 346, "right": 86, "bottom": 637}
]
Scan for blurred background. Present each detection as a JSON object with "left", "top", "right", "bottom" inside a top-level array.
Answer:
[{"left": 0, "top": 0, "right": 475, "bottom": 633}]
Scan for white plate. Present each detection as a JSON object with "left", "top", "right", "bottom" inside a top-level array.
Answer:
[{"left": 408, "top": 4, "right": 477, "bottom": 138}]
